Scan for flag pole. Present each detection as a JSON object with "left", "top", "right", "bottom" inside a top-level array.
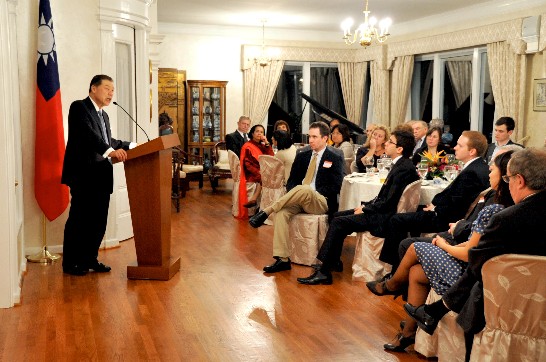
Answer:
[{"left": 27, "top": 214, "right": 61, "bottom": 263}]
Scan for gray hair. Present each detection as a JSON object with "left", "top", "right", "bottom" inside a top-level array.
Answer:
[{"left": 508, "top": 148, "right": 546, "bottom": 191}]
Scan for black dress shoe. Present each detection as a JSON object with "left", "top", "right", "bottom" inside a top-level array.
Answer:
[
  {"left": 383, "top": 332, "right": 415, "bottom": 352},
  {"left": 297, "top": 270, "right": 332, "bottom": 285},
  {"left": 311, "top": 260, "right": 343, "bottom": 272},
  {"left": 89, "top": 262, "right": 111, "bottom": 273},
  {"left": 366, "top": 278, "right": 403, "bottom": 298},
  {"left": 63, "top": 265, "right": 88, "bottom": 276},
  {"left": 249, "top": 211, "right": 268, "bottom": 228},
  {"left": 404, "top": 303, "right": 439, "bottom": 335},
  {"left": 263, "top": 257, "right": 291, "bottom": 273}
]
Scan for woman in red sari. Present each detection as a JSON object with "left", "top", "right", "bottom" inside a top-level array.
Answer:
[{"left": 237, "top": 124, "right": 274, "bottom": 219}]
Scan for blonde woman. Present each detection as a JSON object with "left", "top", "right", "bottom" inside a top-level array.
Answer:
[{"left": 355, "top": 125, "right": 390, "bottom": 172}]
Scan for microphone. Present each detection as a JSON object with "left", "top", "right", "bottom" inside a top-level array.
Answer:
[{"left": 113, "top": 101, "right": 150, "bottom": 142}]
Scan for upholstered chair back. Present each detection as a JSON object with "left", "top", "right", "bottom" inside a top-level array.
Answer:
[
  {"left": 352, "top": 179, "right": 422, "bottom": 281},
  {"left": 470, "top": 254, "right": 546, "bottom": 362}
]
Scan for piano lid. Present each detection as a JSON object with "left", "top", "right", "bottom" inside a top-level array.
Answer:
[{"left": 301, "top": 93, "right": 364, "bottom": 135}]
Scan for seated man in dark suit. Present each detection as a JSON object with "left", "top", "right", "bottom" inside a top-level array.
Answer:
[
  {"left": 297, "top": 130, "right": 419, "bottom": 285},
  {"left": 380, "top": 131, "right": 490, "bottom": 272},
  {"left": 248, "top": 122, "right": 344, "bottom": 273},
  {"left": 485, "top": 116, "right": 523, "bottom": 163},
  {"left": 225, "top": 115, "right": 251, "bottom": 157},
  {"left": 404, "top": 148, "right": 546, "bottom": 361}
]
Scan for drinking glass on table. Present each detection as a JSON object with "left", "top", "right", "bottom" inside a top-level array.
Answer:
[
  {"left": 417, "top": 163, "right": 429, "bottom": 180},
  {"left": 382, "top": 157, "right": 392, "bottom": 172},
  {"left": 377, "top": 159, "right": 385, "bottom": 173},
  {"left": 363, "top": 157, "right": 375, "bottom": 174},
  {"left": 446, "top": 154, "right": 456, "bottom": 164}
]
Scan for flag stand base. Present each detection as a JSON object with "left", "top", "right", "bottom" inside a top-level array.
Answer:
[{"left": 27, "top": 246, "right": 61, "bottom": 264}]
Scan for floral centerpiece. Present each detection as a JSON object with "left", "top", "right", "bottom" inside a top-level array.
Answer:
[{"left": 420, "top": 150, "right": 448, "bottom": 180}]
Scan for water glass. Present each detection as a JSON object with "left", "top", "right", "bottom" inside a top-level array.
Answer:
[
  {"left": 417, "top": 163, "right": 428, "bottom": 180},
  {"left": 379, "top": 170, "right": 388, "bottom": 183}
]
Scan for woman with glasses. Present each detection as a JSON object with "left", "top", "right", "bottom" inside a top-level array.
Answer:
[{"left": 365, "top": 150, "right": 515, "bottom": 353}]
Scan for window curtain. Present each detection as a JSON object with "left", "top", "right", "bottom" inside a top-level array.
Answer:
[
  {"left": 243, "top": 60, "right": 285, "bottom": 125},
  {"left": 389, "top": 55, "right": 414, "bottom": 128},
  {"left": 446, "top": 61, "right": 472, "bottom": 108},
  {"left": 338, "top": 62, "right": 367, "bottom": 124},
  {"left": 310, "top": 67, "right": 345, "bottom": 119},
  {"left": 487, "top": 41, "right": 527, "bottom": 142},
  {"left": 370, "top": 61, "right": 390, "bottom": 126}
]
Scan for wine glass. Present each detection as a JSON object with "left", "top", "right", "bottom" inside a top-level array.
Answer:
[
  {"left": 377, "top": 159, "right": 385, "bottom": 173},
  {"left": 363, "top": 157, "right": 375, "bottom": 174},
  {"left": 446, "top": 154, "right": 456, "bottom": 164},
  {"left": 444, "top": 165, "right": 455, "bottom": 182},
  {"left": 417, "top": 163, "right": 428, "bottom": 180}
]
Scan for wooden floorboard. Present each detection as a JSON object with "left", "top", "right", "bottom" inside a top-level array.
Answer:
[{"left": 1, "top": 180, "right": 433, "bottom": 361}]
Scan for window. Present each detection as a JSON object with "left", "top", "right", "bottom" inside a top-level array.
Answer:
[{"left": 411, "top": 48, "right": 494, "bottom": 146}]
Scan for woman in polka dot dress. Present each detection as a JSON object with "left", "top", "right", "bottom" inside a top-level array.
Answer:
[{"left": 366, "top": 150, "right": 516, "bottom": 352}]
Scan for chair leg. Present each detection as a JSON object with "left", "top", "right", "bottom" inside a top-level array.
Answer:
[{"left": 198, "top": 173, "right": 204, "bottom": 189}]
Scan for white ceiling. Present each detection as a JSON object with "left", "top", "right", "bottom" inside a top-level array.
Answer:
[{"left": 157, "top": 0, "right": 505, "bottom": 33}]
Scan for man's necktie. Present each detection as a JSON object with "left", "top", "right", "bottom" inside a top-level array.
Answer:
[
  {"left": 243, "top": 133, "right": 249, "bottom": 142},
  {"left": 97, "top": 111, "right": 109, "bottom": 143},
  {"left": 303, "top": 153, "right": 318, "bottom": 185}
]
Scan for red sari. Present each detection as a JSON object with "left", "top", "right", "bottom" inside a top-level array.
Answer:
[{"left": 237, "top": 140, "right": 274, "bottom": 219}]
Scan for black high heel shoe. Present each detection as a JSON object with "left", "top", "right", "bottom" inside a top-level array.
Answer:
[
  {"left": 365, "top": 278, "right": 404, "bottom": 299},
  {"left": 383, "top": 332, "right": 416, "bottom": 352}
]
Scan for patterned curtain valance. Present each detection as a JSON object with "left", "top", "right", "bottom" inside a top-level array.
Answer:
[{"left": 387, "top": 18, "right": 527, "bottom": 67}]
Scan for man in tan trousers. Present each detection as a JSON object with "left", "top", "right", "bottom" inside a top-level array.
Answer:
[{"left": 249, "top": 121, "right": 345, "bottom": 273}]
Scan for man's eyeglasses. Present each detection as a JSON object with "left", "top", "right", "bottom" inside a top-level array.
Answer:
[
  {"left": 386, "top": 139, "right": 399, "bottom": 146},
  {"left": 502, "top": 174, "right": 519, "bottom": 183}
]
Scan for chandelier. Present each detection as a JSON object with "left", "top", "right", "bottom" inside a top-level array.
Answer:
[
  {"left": 255, "top": 20, "right": 272, "bottom": 67},
  {"left": 341, "top": 0, "right": 392, "bottom": 47}
]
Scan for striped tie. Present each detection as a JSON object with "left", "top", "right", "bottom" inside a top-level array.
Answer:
[
  {"left": 97, "top": 111, "right": 109, "bottom": 143},
  {"left": 303, "top": 153, "right": 318, "bottom": 185}
]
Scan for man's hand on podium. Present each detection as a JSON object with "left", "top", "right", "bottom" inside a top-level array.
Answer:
[{"left": 109, "top": 149, "right": 128, "bottom": 162}]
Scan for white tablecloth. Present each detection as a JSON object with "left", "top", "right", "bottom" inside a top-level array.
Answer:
[{"left": 339, "top": 174, "right": 446, "bottom": 211}]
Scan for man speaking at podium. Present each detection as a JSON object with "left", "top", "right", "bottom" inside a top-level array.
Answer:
[{"left": 61, "top": 74, "right": 136, "bottom": 276}]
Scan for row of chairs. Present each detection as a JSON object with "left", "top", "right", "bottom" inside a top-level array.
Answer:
[{"left": 223, "top": 150, "right": 545, "bottom": 361}]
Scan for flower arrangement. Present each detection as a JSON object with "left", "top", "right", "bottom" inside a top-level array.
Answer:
[{"left": 420, "top": 150, "right": 448, "bottom": 179}]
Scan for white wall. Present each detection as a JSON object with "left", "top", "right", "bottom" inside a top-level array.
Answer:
[{"left": 17, "top": 0, "right": 102, "bottom": 250}]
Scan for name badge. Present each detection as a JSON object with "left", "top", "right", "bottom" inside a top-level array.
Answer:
[{"left": 323, "top": 161, "right": 332, "bottom": 168}]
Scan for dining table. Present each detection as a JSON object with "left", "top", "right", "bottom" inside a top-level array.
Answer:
[{"left": 338, "top": 173, "right": 448, "bottom": 211}]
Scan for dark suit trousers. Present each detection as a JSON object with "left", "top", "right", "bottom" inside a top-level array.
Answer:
[
  {"left": 63, "top": 187, "right": 110, "bottom": 268},
  {"left": 380, "top": 210, "right": 448, "bottom": 269},
  {"left": 318, "top": 209, "right": 381, "bottom": 271}
]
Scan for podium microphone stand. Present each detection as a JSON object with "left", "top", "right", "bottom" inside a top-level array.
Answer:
[{"left": 27, "top": 214, "right": 61, "bottom": 263}]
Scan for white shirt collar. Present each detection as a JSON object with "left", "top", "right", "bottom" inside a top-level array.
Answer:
[
  {"left": 89, "top": 97, "right": 101, "bottom": 112},
  {"left": 392, "top": 155, "right": 402, "bottom": 164},
  {"left": 462, "top": 157, "right": 479, "bottom": 169}
]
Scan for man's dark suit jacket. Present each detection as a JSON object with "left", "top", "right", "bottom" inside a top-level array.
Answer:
[
  {"left": 362, "top": 157, "right": 419, "bottom": 229},
  {"left": 286, "top": 147, "right": 344, "bottom": 215},
  {"left": 485, "top": 139, "right": 523, "bottom": 163},
  {"left": 444, "top": 190, "right": 546, "bottom": 334},
  {"left": 431, "top": 157, "right": 490, "bottom": 224},
  {"left": 61, "top": 97, "right": 130, "bottom": 194},
  {"left": 225, "top": 130, "right": 245, "bottom": 157}
]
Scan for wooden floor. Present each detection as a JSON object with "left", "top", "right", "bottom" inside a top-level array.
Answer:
[{"left": 0, "top": 180, "right": 432, "bottom": 361}]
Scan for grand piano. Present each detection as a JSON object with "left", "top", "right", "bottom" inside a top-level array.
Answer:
[{"left": 267, "top": 93, "right": 366, "bottom": 143}]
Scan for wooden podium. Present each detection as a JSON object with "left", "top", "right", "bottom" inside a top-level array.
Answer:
[{"left": 120, "top": 134, "right": 181, "bottom": 280}]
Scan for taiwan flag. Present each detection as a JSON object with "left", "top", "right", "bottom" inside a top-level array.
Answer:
[{"left": 35, "top": 0, "right": 69, "bottom": 221}]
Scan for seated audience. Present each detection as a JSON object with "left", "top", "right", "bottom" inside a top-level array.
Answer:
[
  {"left": 379, "top": 131, "right": 490, "bottom": 272},
  {"left": 327, "top": 119, "right": 341, "bottom": 145},
  {"left": 248, "top": 122, "right": 344, "bottom": 274},
  {"left": 297, "top": 130, "right": 418, "bottom": 285},
  {"left": 237, "top": 124, "right": 274, "bottom": 218},
  {"left": 272, "top": 130, "right": 296, "bottom": 182},
  {"left": 365, "top": 150, "right": 515, "bottom": 353},
  {"left": 274, "top": 119, "right": 290, "bottom": 134},
  {"left": 331, "top": 123, "right": 355, "bottom": 174},
  {"left": 355, "top": 125, "right": 389, "bottom": 172},
  {"left": 412, "top": 127, "right": 450, "bottom": 165},
  {"left": 404, "top": 148, "right": 546, "bottom": 361}
]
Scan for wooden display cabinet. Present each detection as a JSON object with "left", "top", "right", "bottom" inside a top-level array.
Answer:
[{"left": 186, "top": 80, "right": 228, "bottom": 166}]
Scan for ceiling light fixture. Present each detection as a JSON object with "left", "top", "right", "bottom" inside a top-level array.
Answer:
[
  {"left": 341, "top": 0, "right": 392, "bottom": 47},
  {"left": 255, "top": 19, "right": 272, "bottom": 67}
]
